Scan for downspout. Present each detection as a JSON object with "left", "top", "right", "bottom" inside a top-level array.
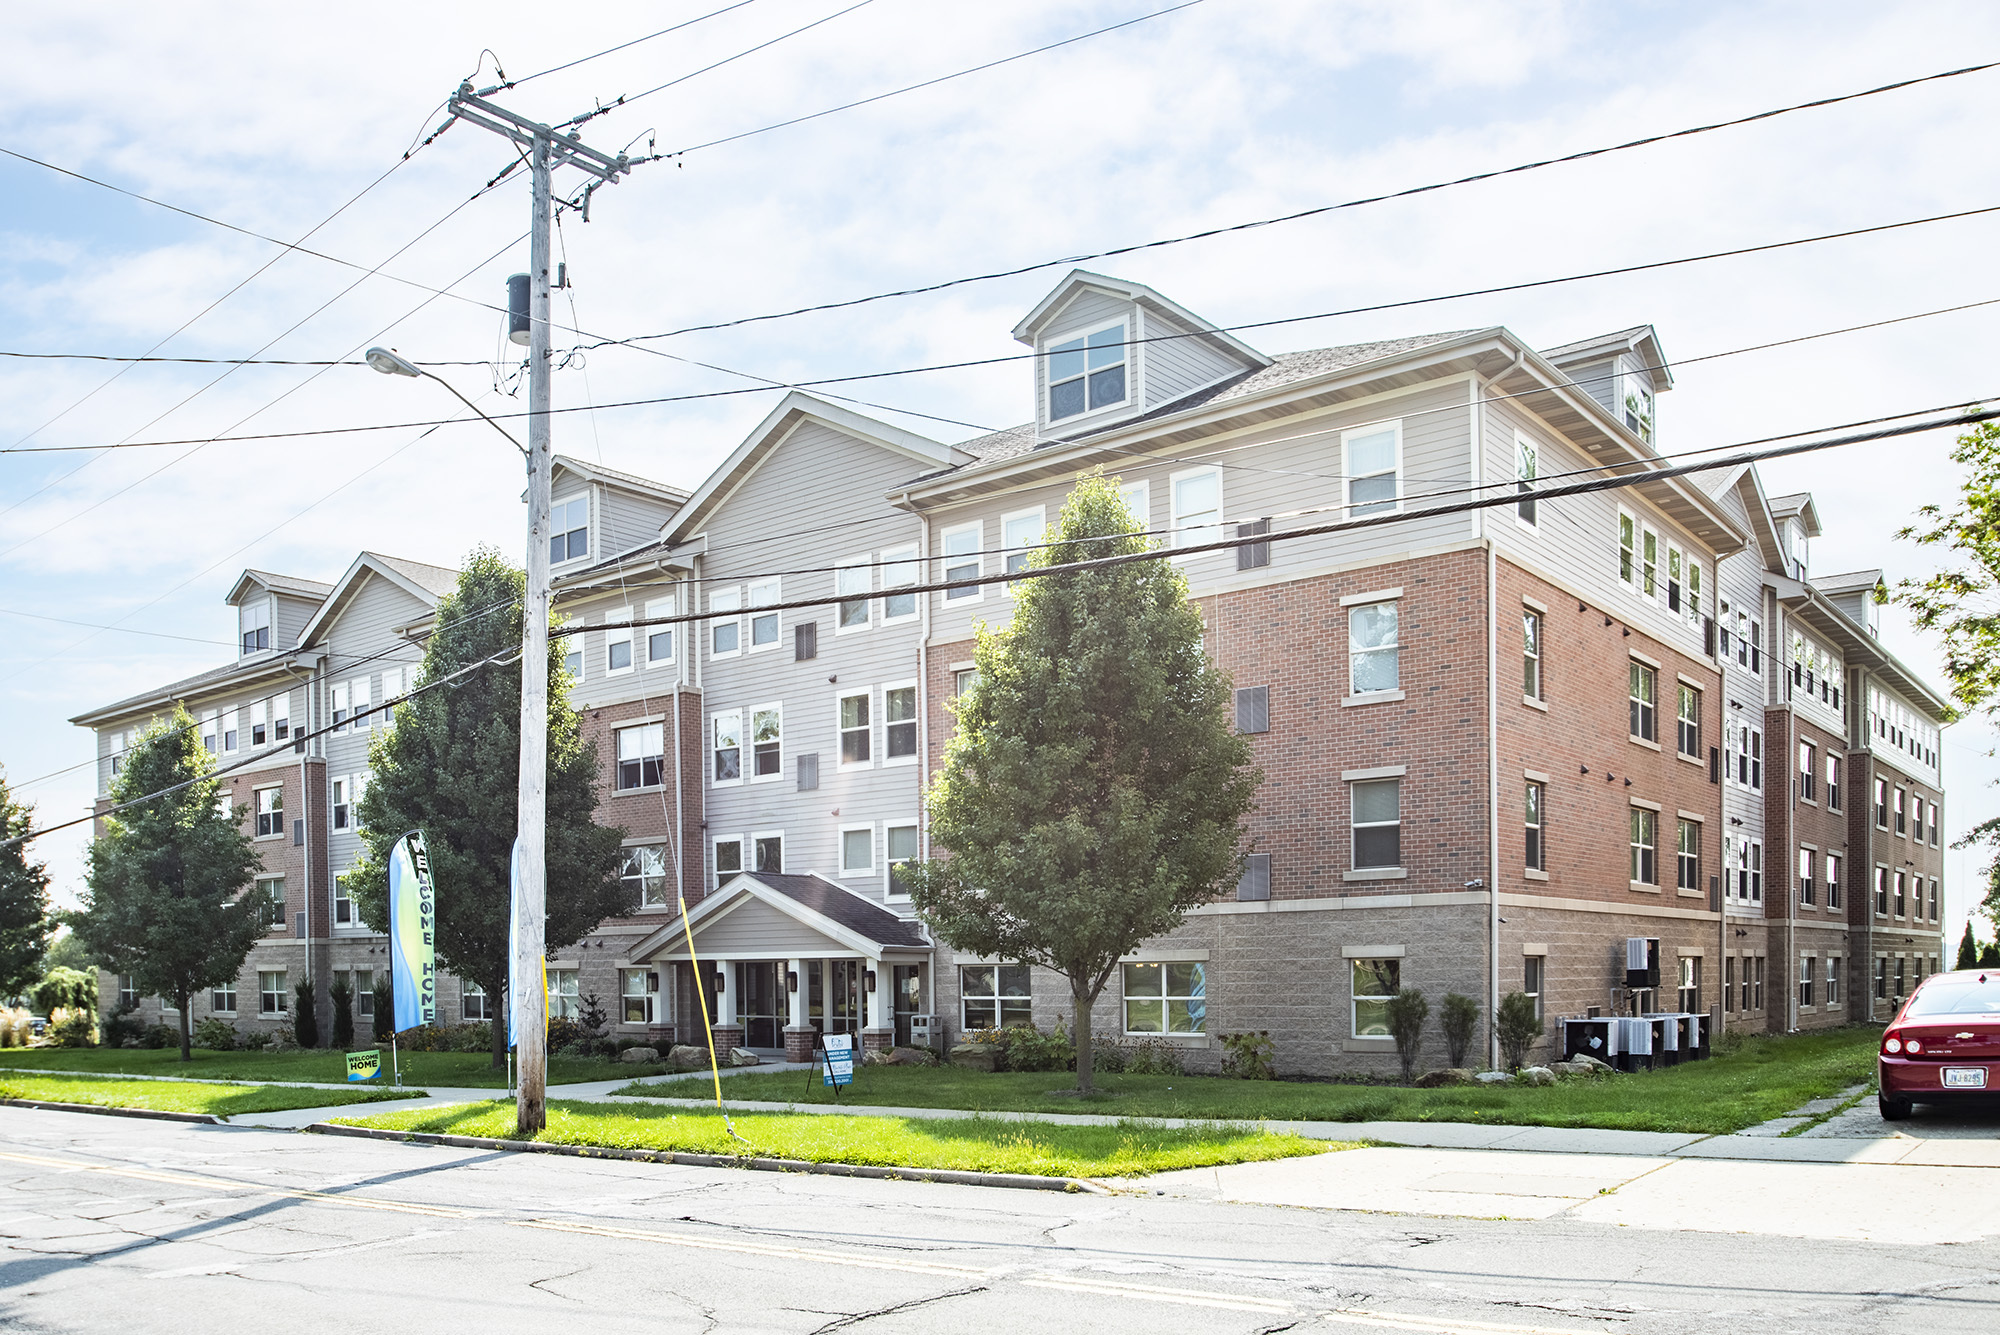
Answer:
[
  {"left": 1479, "top": 352, "right": 1521, "bottom": 1070},
  {"left": 918, "top": 511, "right": 933, "bottom": 862}
]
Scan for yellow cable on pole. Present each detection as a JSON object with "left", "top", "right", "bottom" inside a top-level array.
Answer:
[{"left": 677, "top": 890, "right": 749, "bottom": 1144}]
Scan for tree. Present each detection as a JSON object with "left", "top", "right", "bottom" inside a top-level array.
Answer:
[
  {"left": 330, "top": 974, "right": 354, "bottom": 1048},
  {"left": 1983, "top": 941, "right": 2000, "bottom": 969},
  {"left": 1950, "top": 818, "right": 2000, "bottom": 939},
  {"left": 1496, "top": 991, "right": 1544, "bottom": 1071},
  {"left": 1386, "top": 987, "right": 1429, "bottom": 1084},
  {"left": 1891, "top": 418, "right": 2000, "bottom": 720},
  {"left": 1440, "top": 992, "right": 1480, "bottom": 1070},
  {"left": 293, "top": 978, "right": 320, "bottom": 1048},
  {"left": 347, "top": 547, "right": 630, "bottom": 1069},
  {"left": 1959, "top": 923, "right": 1981, "bottom": 971},
  {"left": 0, "top": 770, "right": 52, "bottom": 1001},
  {"left": 901, "top": 472, "right": 1258, "bottom": 1094},
  {"left": 71, "top": 710, "right": 268, "bottom": 1060}
]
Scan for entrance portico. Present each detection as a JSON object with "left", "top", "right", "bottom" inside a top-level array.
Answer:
[{"left": 630, "top": 872, "right": 931, "bottom": 1060}]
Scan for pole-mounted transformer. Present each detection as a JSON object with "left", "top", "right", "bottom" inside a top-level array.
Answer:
[{"left": 507, "top": 273, "right": 531, "bottom": 347}]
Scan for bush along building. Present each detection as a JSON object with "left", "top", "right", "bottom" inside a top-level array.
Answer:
[{"left": 73, "top": 269, "right": 1950, "bottom": 1070}]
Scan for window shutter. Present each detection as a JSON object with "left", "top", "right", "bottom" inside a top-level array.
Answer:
[
  {"left": 797, "top": 753, "right": 819, "bottom": 791},
  {"left": 1708, "top": 746, "right": 1720, "bottom": 785},
  {"left": 795, "top": 622, "right": 817, "bottom": 660},
  {"left": 1237, "top": 853, "right": 1271, "bottom": 901},
  {"left": 1235, "top": 685, "right": 1269, "bottom": 734},
  {"left": 1703, "top": 615, "right": 1715, "bottom": 658},
  {"left": 292, "top": 818, "right": 304, "bottom": 846},
  {"left": 1236, "top": 517, "right": 1271, "bottom": 570}
]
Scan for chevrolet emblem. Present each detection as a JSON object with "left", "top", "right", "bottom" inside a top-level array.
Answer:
[{"left": 1956, "top": 1032, "right": 1976, "bottom": 1039}]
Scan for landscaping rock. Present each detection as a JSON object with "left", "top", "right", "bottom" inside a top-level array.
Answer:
[
  {"left": 885, "top": 1046, "right": 936, "bottom": 1067},
  {"left": 948, "top": 1042, "right": 998, "bottom": 1072},
  {"left": 1517, "top": 1065, "right": 1556, "bottom": 1086},
  {"left": 617, "top": 1046, "right": 660, "bottom": 1064},
  {"left": 728, "top": 1048, "right": 762, "bottom": 1067},
  {"left": 667, "top": 1044, "right": 707, "bottom": 1071},
  {"left": 1571, "top": 1053, "right": 1614, "bottom": 1072},
  {"left": 1415, "top": 1068, "right": 1478, "bottom": 1088},
  {"left": 1474, "top": 1070, "right": 1514, "bottom": 1084}
]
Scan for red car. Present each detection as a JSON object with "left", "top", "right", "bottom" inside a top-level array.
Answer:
[{"left": 1879, "top": 969, "right": 2000, "bottom": 1120}]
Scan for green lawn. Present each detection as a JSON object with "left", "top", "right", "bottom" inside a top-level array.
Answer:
[
  {"left": 0, "top": 1072, "right": 421, "bottom": 1119},
  {"left": 331, "top": 1099, "right": 1336, "bottom": 1178},
  {"left": 0, "top": 1045, "right": 668, "bottom": 1088},
  {"left": 623, "top": 1026, "right": 1881, "bottom": 1136}
]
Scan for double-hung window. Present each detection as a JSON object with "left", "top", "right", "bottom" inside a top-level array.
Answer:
[
  {"left": 331, "top": 778, "right": 351, "bottom": 831},
  {"left": 1873, "top": 777, "right": 1889, "bottom": 828},
  {"left": 1002, "top": 508, "right": 1044, "bottom": 588},
  {"left": 1677, "top": 819, "right": 1700, "bottom": 892},
  {"left": 621, "top": 969, "right": 657, "bottom": 1025},
  {"left": 334, "top": 873, "right": 353, "bottom": 926},
  {"left": 1799, "top": 956, "right": 1816, "bottom": 1009},
  {"left": 884, "top": 684, "right": 918, "bottom": 759},
  {"left": 259, "top": 970, "right": 287, "bottom": 1016},
  {"left": 709, "top": 588, "right": 742, "bottom": 657},
  {"left": 254, "top": 785, "right": 283, "bottom": 838},
  {"left": 885, "top": 823, "right": 918, "bottom": 897},
  {"left": 1826, "top": 852, "right": 1842, "bottom": 910},
  {"left": 349, "top": 676, "right": 371, "bottom": 731},
  {"left": 646, "top": 596, "right": 675, "bottom": 666},
  {"left": 261, "top": 875, "right": 287, "bottom": 929},
  {"left": 1618, "top": 512, "right": 1637, "bottom": 586},
  {"left": 881, "top": 545, "right": 919, "bottom": 621},
  {"left": 548, "top": 969, "right": 579, "bottom": 1019},
  {"left": 621, "top": 843, "right": 670, "bottom": 908},
  {"left": 1515, "top": 433, "right": 1538, "bottom": 525},
  {"left": 1629, "top": 662, "right": 1657, "bottom": 741},
  {"left": 713, "top": 837, "right": 744, "bottom": 889},
  {"left": 750, "top": 706, "right": 782, "bottom": 779},
  {"left": 1117, "top": 479, "right": 1149, "bottom": 530},
  {"left": 1122, "top": 962, "right": 1206, "bottom": 1035},
  {"left": 1799, "top": 740, "right": 1816, "bottom": 800},
  {"left": 1170, "top": 468, "right": 1222, "bottom": 549},
  {"left": 1352, "top": 959, "right": 1400, "bottom": 1037},
  {"left": 1047, "top": 322, "right": 1128, "bottom": 421},
  {"left": 1799, "top": 847, "right": 1817, "bottom": 907},
  {"left": 1624, "top": 373, "right": 1655, "bottom": 442},
  {"left": 1825, "top": 754, "right": 1841, "bottom": 810},
  {"left": 1352, "top": 778, "right": 1401, "bottom": 869},
  {"left": 839, "top": 692, "right": 871, "bottom": 766},
  {"left": 1874, "top": 865, "right": 1889, "bottom": 915},
  {"left": 221, "top": 709, "right": 238, "bottom": 754},
  {"left": 1349, "top": 600, "right": 1399, "bottom": 695},
  {"left": 840, "top": 825, "right": 874, "bottom": 876},
  {"left": 1894, "top": 871, "right": 1907, "bottom": 917},
  {"left": 1345, "top": 424, "right": 1400, "bottom": 516},
  {"left": 1736, "top": 724, "right": 1763, "bottom": 789},
  {"left": 753, "top": 833, "right": 783, "bottom": 873},
  {"left": 330, "top": 687, "right": 348, "bottom": 733},
  {"left": 605, "top": 609, "right": 635, "bottom": 674},
  {"left": 748, "top": 578, "right": 781, "bottom": 649},
  {"left": 274, "top": 696, "right": 290, "bottom": 743},
  {"left": 250, "top": 701, "right": 267, "bottom": 747},
  {"left": 1929, "top": 801, "right": 1941, "bottom": 847},
  {"left": 960, "top": 964, "right": 1031, "bottom": 1030},
  {"left": 240, "top": 600, "right": 271, "bottom": 654},
  {"left": 1913, "top": 799, "right": 1926, "bottom": 845},
  {"left": 461, "top": 979, "right": 491, "bottom": 1022},
  {"left": 1826, "top": 956, "right": 1842, "bottom": 1007},
  {"left": 550, "top": 496, "right": 589, "bottom": 564},
  {"left": 211, "top": 979, "right": 237, "bottom": 1014},
  {"left": 1524, "top": 956, "right": 1545, "bottom": 1022},
  {"left": 836, "top": 557, "right": 872, "bottom": 629},
  {"left": 1525, "top": 781, "right": 1546, "bottom": 871},
  {"left": 942, "top": 523, "right": 981, "bottom": 600},
  {"left": 1894, "top": 787, "right": 1907, "bottom": 836},
  {"left": 618, "top": 722, "right": 665, "bottom": 790},
  {"left": 1630, "top": 807, "right": 1658, "bottom": 885},
  {"left": 1676, "top": 684, "right": 1699, "bottom": 758},
  {"left": 1522, "top": 610, "right": 1543, "bottom": 700},
  {"left": 709, "top": 713, "right": 741, "bottom": 785}
]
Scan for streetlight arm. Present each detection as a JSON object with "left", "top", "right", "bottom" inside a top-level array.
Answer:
[
  {"left": 364, "top": 346, "right": 526, "bottom": 455},
  {"left": 425, "top": 372, "right": 529, "bottom": 457}
]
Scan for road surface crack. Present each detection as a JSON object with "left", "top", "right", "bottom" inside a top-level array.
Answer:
[
  {"left": 528, "top": 1264, "right": 589, "bottom": 1301},
  {"left": 808, "top": 1284, "right": 988, "bottom": 1332}
]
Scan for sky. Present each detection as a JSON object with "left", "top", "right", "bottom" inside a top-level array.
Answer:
[{"left": 3, "top": 0, "right": 1998, "bottom": 943}]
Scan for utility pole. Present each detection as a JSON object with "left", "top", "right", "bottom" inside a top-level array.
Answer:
[{"left": 444, "top": 84, "right": 634, "bottom": 1134}]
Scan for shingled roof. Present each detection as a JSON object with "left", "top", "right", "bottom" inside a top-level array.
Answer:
[{"left": 750, "top": 873, "right": 929, "bottom": 948}]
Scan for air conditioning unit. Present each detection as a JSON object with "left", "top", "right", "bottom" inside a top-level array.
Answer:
[{"left": 1625, "top": 936, "right": 1660, "bottom": 990}]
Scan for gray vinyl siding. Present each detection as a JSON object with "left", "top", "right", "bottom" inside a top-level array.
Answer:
[
  {"left": 1140, "top": 308, "right": 1243, "bottom": 412},
  {"left": 1560, "top": 358, "right": 1618, "bottom": 414},
  {"left": 691, "top": 418, "right": 931, "bottom": 906},
  {"left": 1034, "top": 288, "right": 1132, "bottom": 433},
  {"left": 1712, "top": 483, "right": 1769, "bottom": 895},
  {"left": 272, "top": 593, "right": 319, "bottom": 651},
  {"left": 691, "top": 897, "right": 848, "bottom": 956},
  {"left": 596, "top": 484, "right": 679, "bottom": 559}
]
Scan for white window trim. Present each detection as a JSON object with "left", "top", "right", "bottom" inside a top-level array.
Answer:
[
  {"left": 550, "top": 491, "right": 593, "bottom": 569},
  {"left": 712, "top": 834, "right": 746, "bottom": 887},
  {"left": 1117, "top": 479, "right": 1150, "bottom": 532},
  {"left": 837, "top": 821, "right": 876, "bottom": 877},
  {"left": 709, "top": 710, "right": 743, "bottom": 789},
  {"left": 1168, "top": 465, "right": 1223, "bottom": 557},
  {"left": 1514, "top": 429, "right": 1539, "bottom": 530},
  {"left": 881, "top": 677, "right": 920, "bottom": 767},
  {"left": 1043, "top": 317, "right": 1132, "bottom": 425},
  {"left": 1342, "top": 419, "right": 1404, "bottom": 517},
  {"left": 645, "top": 595, "right": 677, "bottom": 666},
  {"left": 836, "top": 688, "right": 874, "bottom": 771},
  {"left": 252, "top": 784, "right": 285, "bottom": 842},
  {"left": 746, "top": 701, "right": 784, "bottom": 785},
  {"left": 879, "top": 545, "right": 921, "bottom": 624},
  {"left": 746, "top": 577, "right": 783, "bottom": 653},
  {"left": 884, "top": 820, "right": 919, "bottom": 900},
  {"left": 708, "top": 588, "right": 743, "bottom": 660},
  {"left": 835, "top": 554, "right": 874, "bottom": 633},
  {"left": 605, "top": 606, "right": 636, "bottom": 677},
  {"left": 940, "top": 522, "right": 983, "bottom": 603},
  {"left": 1347, "top": 596, "right": 1401, "bottom": 699},
  {"left": 750, "top": 828, "right": 786, "bottom": 876},
  {"left": 1000, "top": 505, "right": 1046, "bottom": 594}
]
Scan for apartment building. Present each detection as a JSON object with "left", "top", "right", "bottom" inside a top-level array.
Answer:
[{"left": 75, "top": 267, "right": 1949, "bottom": 1069}]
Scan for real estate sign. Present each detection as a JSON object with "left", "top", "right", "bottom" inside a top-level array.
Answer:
[{"left": 822, "top": 1033, "right": 855, "bottom": 1088}]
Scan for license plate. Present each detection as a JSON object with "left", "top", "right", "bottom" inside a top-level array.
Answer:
[{"left": 1943, "top": 1067, "right": 1988, "bottom": 1089}]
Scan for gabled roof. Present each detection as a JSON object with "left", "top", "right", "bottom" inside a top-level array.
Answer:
[
  {"left": 627, "top": 871, "right": 929, "bottom": 961},
  {"left": 1538, "top": 324, "right": 1674, "bottom": 391},
  {"left": 224, "top": 568, "right": 334, "bottom": 607},
  {"left": 552, "top": 454, "right": 691, "bottom": 505},
  {"left": 663, "top": 392, "right": 957, "bottom": 546},
  {"left": 1814, "top": 568, "right": 1882, "bottom": 597},
  {"left": 1010, "top": 269, "right": 1273, "bottom": 372},
  {"left": 1765, "top": 492, "right": 1822, "bottom": 538},
  {"left": 70, "top": 652, "right": 306, "bottom": 728},
  {"left": 297, "top": 550, "right": 458, "bottom": 647}
]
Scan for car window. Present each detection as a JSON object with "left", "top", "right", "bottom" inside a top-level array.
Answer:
[{"left": 1906, "top": 981, "right": 2000, "bottom": 1016}]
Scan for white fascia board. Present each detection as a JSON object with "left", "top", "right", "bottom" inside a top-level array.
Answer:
[{"left": 1009, "top": 268, "right": 1272, "bottom": 368}]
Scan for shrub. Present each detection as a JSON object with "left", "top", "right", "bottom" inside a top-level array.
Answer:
[
  {"left": 48, "top": 1006, "right": 97, "bottom": 1047},
  {"left": 0, "top": 1005, "right": 32, "bottom": 1047},
  {"left": 1123, "top": 1037, "right": 1184, "bottom": 1076},
  {"left": 31, "top": 967, "right": 97, "bottom": 1016},
  {"left": 139, "top": 1023, "right": 179, "bottom": 1049},
  {"left": 448, "top": 1022, "right": 492, "bottom": 1053},
  {"left": 330, "top": 976, "right": 354, "bottom": 1049},
  {"left": 1092, "top": 1042, "right": 1128, "bottom": 1074},
  {"left": 194, "top": 1017, "right": 237, "bottom": 1051},
  {"left": 1385, "top": 987, "right": 1429, "bottom": 1085},
  {"left": 1495, "top": 991, "right": 1543, "bottom": 1071},
  {"left": 237, "top": 1028, "right": 272, "bottom": 1051},
  {"left": 101, "top": 1000, "right": 143, "bottom": 1049},
  {"left": 1440, "top": 993, "right": 1480, "bottom": 1070},
  {"left": 1220, "top": 1030, "right": 1275, "bottom": 1080},
  {"left": 546, "top": 1017, "right": 584, "bottom": 1053},
  {"left": 372, "top": 977, "right": 394, "bottom": 1043},
  {"left": 1003, "top": 1021, "right": 1075, "bottom": 1073},
  {"left": 293, "top": 980, "right": 320, "bottom": 1049}
]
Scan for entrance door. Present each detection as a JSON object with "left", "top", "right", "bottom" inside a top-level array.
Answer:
[
  {"left": 892, "top": 964, "right": 922, "bottom": 1046},
  {"left": 808, "top": 960, "right": 864, "bottom": 1039},
  {"left": 736, "top": 962, "right": 782, "bottom": 1049}
]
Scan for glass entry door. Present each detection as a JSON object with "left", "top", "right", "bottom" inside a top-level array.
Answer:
[
  {"left": 736, "top": 962, "right": 782, "bottom": 1049},
  {"left": 808, "top": 959, "right": 864, "bottom": 1039},
  {"left": 892, "top": 964, "right": 922, "bottom": 1046}
]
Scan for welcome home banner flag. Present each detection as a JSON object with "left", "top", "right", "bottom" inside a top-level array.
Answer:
[{"left": 388, "top": 830, "right": 437, "bottom": 1031}]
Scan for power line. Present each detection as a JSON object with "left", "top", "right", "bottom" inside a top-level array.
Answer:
[
  {"left": 12, "top": 200, "right": 1996, "bottom": 457},
  {"left": 0, "top": 607, "right": 233, "bottom": 646},
  {"left": 620, "top": 57, "right": 2000, "bottom": 341},
  {"left": 655, "top": 0, "right": 1207, "bottom": 155},
  {"left": 505, "top": 1, "right": 765, "bottom": 88}
]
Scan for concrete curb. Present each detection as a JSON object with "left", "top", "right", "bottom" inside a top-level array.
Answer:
[
  {"left": 303, "top": 1120, "right": 1110, "bottom": 1194},
  {"left": 1, "top": 1096, "right": 222, "bottom": 1125}
]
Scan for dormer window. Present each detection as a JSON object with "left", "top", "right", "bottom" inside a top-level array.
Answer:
[
  {"left": 1047, "top": 322, "right": 1128, "bottom": 422},
  {"left": 1623, "top": 372, "right": 1655, "bottom": 444},
  {"left": 550, "top": 496, "right": 589, "bottom": 565},
  {"left": 240, "top": 600, "right": 271, "bottom": 655}
]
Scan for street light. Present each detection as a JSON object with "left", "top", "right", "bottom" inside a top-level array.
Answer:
[{"left": 364, "top": 347, "right": 526, "bottom": 454}]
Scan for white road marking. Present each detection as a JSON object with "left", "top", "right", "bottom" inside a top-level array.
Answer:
[
  {"left": 1322, "top": 1307, "right": 1621, "bottom": 1334},
  {"left": 1022, "top": 1275, "right": 1294, "bottom": 1314},
  {"left": 513, "top": 1218, "right": 993, "bottom": 1279},
  {"left": 0, "top": 1150, "right": 473, "bottom": 1219}
]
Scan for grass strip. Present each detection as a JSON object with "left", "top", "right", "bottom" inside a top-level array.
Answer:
[
  {"left": 0, "top": 1046, "right": 664, "bottom": 1088},
  {"left": 621, "top": 1026, "right": 1882, "bottom": 1136},
  {"left": 0, "top": 1072, "right": 421, "bottom": 1118},
  {"left": 330, "top": 1098, "right": 1338, "bottom": 1178}
]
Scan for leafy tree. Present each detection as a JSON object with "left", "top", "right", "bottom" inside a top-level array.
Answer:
[
  {"left": 71, "top": 711, "right": 268, "bottom": 1060},
  {"left": 1440, "top": 992, "right": 1480, "bottom": 1070},
  {"left": 901, "top": 473, "right": 1258, "bottom": 1094},
  {"left": 1959, "top": 922, "right": 1982, "bottom": 971},
  {"left": 31, "top": 967, "right": 96, "bottom": 1015},
  {"left": 293, "top": 978, "right": 320, "bottom": 1048},
  {"left": 1983, "top": 941, "right": 2000, "bottom": 969},
  {"left": 1891, "top": 418, "right": 2000, "bottom": 720},
  {"left": 1385, "top": 987, "right": 1429, "bottom": 1084},
  {"left": 41, "top": 930, "right": 93, "bottom": 974},
  {"left": 0, "top": 771, "right": 52, "bottom": 1000},
  {"left": 1495, "top": 991, "right": 1544, "bottom": 1071},
  {"left": 330, "top": 974, "right": 354, "bottom": 1048},
  {"left": 347, "top": 547, "right": 630, "bottom": 1068}
]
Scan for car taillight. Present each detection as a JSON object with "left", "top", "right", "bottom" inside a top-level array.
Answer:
[
  {"left": 1906, "top": 1038, "right": 1923, "bottom": 1054},
  {"left": 1884, "top": 1036, "right": 1903, "bottom": 1053}
]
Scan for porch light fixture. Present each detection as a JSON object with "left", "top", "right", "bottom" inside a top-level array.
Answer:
[
  {"left": 786, "top": 971, "right": 799, "bottom": 994},
  {"left": 864, "top": 970, "right": 877, "bottom": 993},
  {"left": 713, "top": 969, "right": 725, "bottom": 993}
]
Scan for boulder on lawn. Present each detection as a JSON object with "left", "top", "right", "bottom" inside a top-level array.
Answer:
[
  {"left": 1474, "top": 1070, "right": 1514, "bottom": 1084},
  {"left": 617, "top": 1046, "right": 660, "bottom": 1064},
  {"left": 1571, "top": 1053, "right": 1614, "bottom": 1073},
  {"left": 948, "top": 1042, "right": 998, "bottom": 1072},
  {"left": 1415, "top": 1068, "right": 1477, "bottom": 1088},
  {"left": 862, "top": 1049, "right": 891, "bottom": 1066},
  {"left": 728, "top": 1047, "right": 762, "bottom": 1067},
  {"left": 667, "top": 1044, "right": 708, "bottom": 1071},
  {"left": 885, "top": 1046, "right": 935, "bottom": 1067},
  {"left": 1516, "top": 1065, "right": 1556, "bottom": 1086}
]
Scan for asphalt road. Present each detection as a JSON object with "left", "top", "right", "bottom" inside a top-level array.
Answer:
[{"left": 2, "top": 1108, "right": 1997, "bottom": 1334}]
